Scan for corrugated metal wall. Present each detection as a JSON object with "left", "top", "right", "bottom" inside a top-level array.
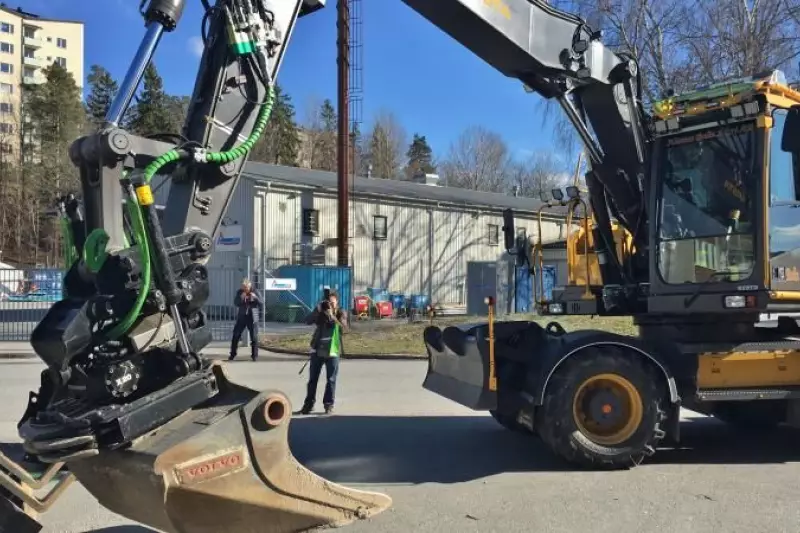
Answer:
[
  {"left": 254, "top": 186, "right": 565, "bottom": 305},
  {"left": 150, "top": 174, "right": 567, "bottom": 307}
]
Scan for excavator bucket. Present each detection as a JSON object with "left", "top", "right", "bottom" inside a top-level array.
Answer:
[
  {"left": 422, "top": 323, "right": 497, "bottom": 411},
  {"left": 62, "top": 362, "right": 391, "bottom": 533}
]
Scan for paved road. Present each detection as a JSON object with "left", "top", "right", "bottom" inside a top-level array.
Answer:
[{"left": 2, "top": 359, "right": 800, "bottom": 533}]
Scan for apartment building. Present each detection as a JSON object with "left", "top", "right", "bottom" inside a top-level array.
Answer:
[{"left": 0, "top": 5, "right": 84, "bottom": 159}]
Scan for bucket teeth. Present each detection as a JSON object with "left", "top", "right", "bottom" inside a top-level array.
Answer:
[{"left": 64, "top": 363, "right": 392, "bottom": 533}]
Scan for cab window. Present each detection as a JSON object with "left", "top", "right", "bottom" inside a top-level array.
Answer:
[{"left": 770, "top": 109, "right": 800, "bottom": 204}]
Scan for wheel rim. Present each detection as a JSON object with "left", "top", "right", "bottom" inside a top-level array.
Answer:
[{"left": 571, "top": 373, "right": 644, "bottom": 446}]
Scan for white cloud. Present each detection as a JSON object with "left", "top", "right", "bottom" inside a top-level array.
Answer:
[{"left": 188, "top": 36, "right": 204, "bottom": 58}]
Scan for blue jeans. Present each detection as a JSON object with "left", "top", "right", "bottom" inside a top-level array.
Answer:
[{"left": 303, "top": 355, "right": 340, "bottom": 409}]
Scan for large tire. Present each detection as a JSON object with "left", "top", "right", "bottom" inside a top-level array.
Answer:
[
  {"left": 713, "top": 401, "right": 786, "bottom": 430},
  {"left": 536, "top": 345, "right": 668, "bottom": 469}
]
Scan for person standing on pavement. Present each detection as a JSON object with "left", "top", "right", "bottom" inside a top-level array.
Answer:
[
  {"left": 229, "top": 278, "right": 263, "bottom": 361},
  {"left": 300, "top": 291, "right": 348, "bottom": 415}
]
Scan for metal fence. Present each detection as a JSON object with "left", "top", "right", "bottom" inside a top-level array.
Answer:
[
  {"left": 0, "top": 259, "right": 317, "bottom": 343},
  {"left": 0, "top": 267, "right": 64, "bottom": 341}
]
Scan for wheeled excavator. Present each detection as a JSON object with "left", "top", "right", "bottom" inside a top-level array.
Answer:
[
  {"left": 3, "top": 0, "right": 800, "bottom": 531},
  {"left": 421, "top": 4, "right": 800, "bottom": 469}
]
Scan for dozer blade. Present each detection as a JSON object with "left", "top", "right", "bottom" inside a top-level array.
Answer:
[
  {"left": 65, "top": 362, "right": 392, "bottom": 533},
  {"left": 422, "top": 323, "right": 497, "bottom": 411}
]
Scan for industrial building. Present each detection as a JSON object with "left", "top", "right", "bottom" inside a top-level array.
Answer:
[{"left": 151, "top": 162, "right": 571, "bottom": 317}]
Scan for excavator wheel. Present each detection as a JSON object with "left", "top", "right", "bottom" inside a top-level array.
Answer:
[{"left": 536, "top": 345, "right": 668, "bottom": 469}]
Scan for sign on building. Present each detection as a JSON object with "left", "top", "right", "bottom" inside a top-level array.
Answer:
[
  {"left": 216, "top": 224, "right": 242, "bottom": 252},
  {"left": 264, "top": 278, "right": 297, "bottom": 291}
]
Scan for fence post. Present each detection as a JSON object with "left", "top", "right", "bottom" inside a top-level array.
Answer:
[
  {"left": 241, "top": 255, "right": 251, "bottom": 347},
  {"left": 260, "top": 255, "right": 266, "bottom": 330}
]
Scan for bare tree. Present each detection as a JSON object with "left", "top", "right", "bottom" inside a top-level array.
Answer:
[
  {"left": 508, "top": 151, "right": 571, "bottom": 198},
  {"left": 363, "top": 109, "right": 407, "bottom": 179},
  {"left": 684, "top": 0, "right": 800, "bottom": 83},
  {"left": 440, "top": 125, "right": 510, "bottom": 192}
]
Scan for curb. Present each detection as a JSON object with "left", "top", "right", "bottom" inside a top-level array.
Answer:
[
  {"left": 0, "top": 353, "right": 36, "bottom": 360},
  {"left": 260, "top": 345, "right": 426, "bottom": 361}
]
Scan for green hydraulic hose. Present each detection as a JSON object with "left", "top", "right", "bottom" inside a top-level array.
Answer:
[
  {"left": 60, "top": 217, "right": 77, "bottom": 268},
  {"left": 105, "top": 194, "right": 152, "bottom": 341},
  {"left": 142, "top": 84, "right": 276, "bottom": 184},
  {"left": 114, "top": 84, "right": 275, "bottom": 340}
]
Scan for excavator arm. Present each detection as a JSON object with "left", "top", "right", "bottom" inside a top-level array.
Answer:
[{"left": 3, "top": 0, "right": 650, "bottom": 531}]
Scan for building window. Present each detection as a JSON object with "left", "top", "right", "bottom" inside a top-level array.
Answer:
[
  {"left": 46, "top": 36, "right": 51, "bottom": 42},
  {"left": 373, "top": 215, "right": 388, "bottom": 240},
  {"left": 0, "top": 23, "right": 13, "bottom": 34},
  {"left": 487, "top": 224, "right": 499, "bottom": 246},
  {"left": 0, "top": 63, "right": 13, "bottom": 74},
  {"left": 0, "top": 82, "right": 12, "bottom": 94},
  {"left": 302, "top": 208, "right": 319, "bottom": 235},
  {"left": 0, "top": 123, "right": 14, "bottom": 134},
  {"left": 55, "top": 57, "right": 66, "bottom": 68},
  {"left": 23, "top": 26, "right": 35, "bottom": 38},
  {"left": 0, "top": 103, "right": 13, "bottom": 114},
  {"left": 0, "top": 42, "right": 12, "bottom": 54},
  {"left": 0, "top": 142, "right": 12, "bottom": 154},
  {"left": 56, "top": 38, "right": 67, "bottom": 48}
]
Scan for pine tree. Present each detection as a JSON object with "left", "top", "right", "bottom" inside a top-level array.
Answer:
[
  {"left": 252, "top": 84, "right": 300, "bottom": 166},
  {"left": 405, "top": 133, "right": 435, "bottom": 180},
  {"left": 310, "top": 98, "right": 337, "bottom": 171},
  {"left": 23, "top": 62, "right": 85, "bottom": 264},
  {"left": 126, "top": 63, "right": 178, "bottom": 136},
  {"left": 85, "top": 65, "right": 118, "bottom": 129}
]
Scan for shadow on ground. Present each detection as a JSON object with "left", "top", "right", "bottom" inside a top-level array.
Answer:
[
  {"left": 651, "top": 416, "right": 800, "bottom": 465},
  {"left": 288, "top": 414, "right": 800, "bottom": 484},
  {"left": 84, "top": 526, "right": 158, "bottom": 533}
]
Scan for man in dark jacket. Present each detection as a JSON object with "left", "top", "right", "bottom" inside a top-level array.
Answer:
[
  {"left": 229, "top": 278, "right": 264, "bottom": 361},
  {"left": 300, "top": 291, "right": 348, "bottom": 415}
]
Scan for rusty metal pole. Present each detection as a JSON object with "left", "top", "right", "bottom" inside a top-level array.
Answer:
[{"left": 336, "top": 0, "right": 350, "bottom": 267}]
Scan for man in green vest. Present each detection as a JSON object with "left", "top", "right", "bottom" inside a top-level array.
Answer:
[{"left": 301, "top": 290, "right": 348, "bottom": 415}]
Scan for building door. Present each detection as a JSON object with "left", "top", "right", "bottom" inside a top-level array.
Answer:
[{"left": 535, "top": 265, "right": 557, "bottom": 302}]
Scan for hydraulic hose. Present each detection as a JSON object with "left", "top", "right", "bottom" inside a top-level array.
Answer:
[
  {"left": 105, "top": 192, "right": 152, "bottom": 341},
  {"left": 60, "top": 217, "right": 77, "bottom": 268},
  {"left": 112, "top": 84, "right": 275, "bottom": 340},
  {"left": 141, "top": 84, "right": 276, "bottom": 184}
]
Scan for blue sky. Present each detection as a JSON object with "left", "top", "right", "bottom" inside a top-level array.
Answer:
[{"left": 18, "top": 0, "right": 566, "bottom": 162}]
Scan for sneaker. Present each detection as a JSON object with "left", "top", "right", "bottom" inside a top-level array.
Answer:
[
  {"left": 324, "top": 406, "right": 334, "bottom": 415},
  {"left": 228, "top": 355, "right": 235, "bottom": 361},
  {"left": 299, "top": 406, "right": 312, "bottom": 415}
]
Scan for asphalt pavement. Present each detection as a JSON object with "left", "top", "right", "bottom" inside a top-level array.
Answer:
[{"left": 1, "top": 359, "right": 800, "bottom": 533}]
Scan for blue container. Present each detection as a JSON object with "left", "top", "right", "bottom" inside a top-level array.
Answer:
[
  {"left": 367, "top": 287, "right": 389, "bottom": 302},
  {"left": 515, "top": 266, "right": 533, "bottom": 313},
  {"left": 409, "top": 294, "right": 429, "bottom": 310},
  {"left": 273, "top": 265, "right": 353, "bottom": 311},
  {"left": 389, "top": 293, "right": 405, "bottom": 310}
]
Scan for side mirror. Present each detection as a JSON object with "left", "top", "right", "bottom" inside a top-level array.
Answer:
[
  {"left": 781, "top": 106, "right": 800, "bottom": 153},
  {"left": 502, "top": 208, "right": 516, "bottom": 251}
]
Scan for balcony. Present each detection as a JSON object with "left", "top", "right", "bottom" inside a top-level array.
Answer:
[
  {"left": 22, "top": 76, "right": 38, "bottom": 85},
  {"left": 23, "top": 35, "right": 42, "bottom": 48},
  {"left": 22, "top": 56, "right": 45, "bottom": 68}
]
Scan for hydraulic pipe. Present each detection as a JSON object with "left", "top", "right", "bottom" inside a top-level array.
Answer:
[{"left": 105, "top": 23, "right": 165, "bottom": 127}]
